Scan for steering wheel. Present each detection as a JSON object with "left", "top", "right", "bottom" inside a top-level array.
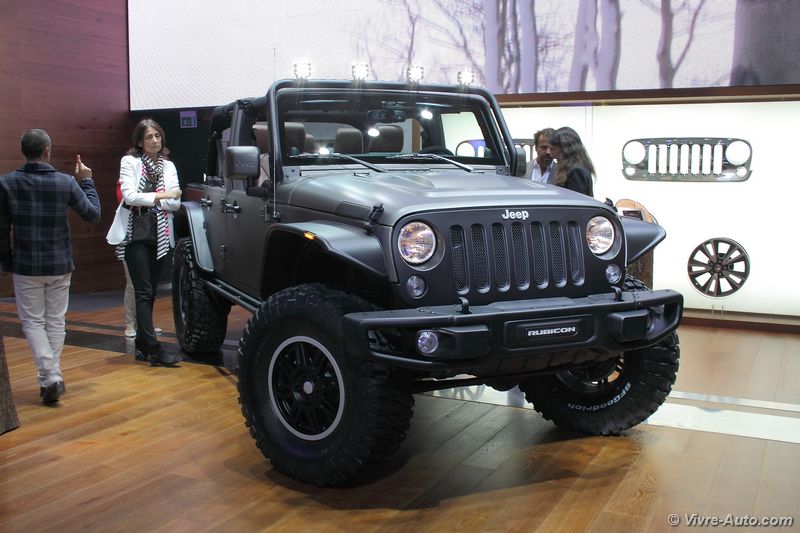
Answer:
[{"left": 419, "top": 146, "right": 455, "bottom": 156}]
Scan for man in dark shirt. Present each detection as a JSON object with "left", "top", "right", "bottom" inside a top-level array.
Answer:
[{"left": 0, "top": 129, "right": 101, "bottom": 403}]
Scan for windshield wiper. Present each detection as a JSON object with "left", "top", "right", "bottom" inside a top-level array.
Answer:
[
  {"left": 294, "top": 153, "right": 387, "bottom": 173},
  {"left": 387, "top": 153, "right": 475, "bottom": 172}
]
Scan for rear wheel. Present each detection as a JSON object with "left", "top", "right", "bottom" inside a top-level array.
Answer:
[
  {"left": 519, "top": 276, "right": 680, "bottom": 435},
  {"left": 237, "top": 284, "right": 414, "bottom": 486},
  {"left": 171, "top": 237, "right": 230, "bottom": 358}
]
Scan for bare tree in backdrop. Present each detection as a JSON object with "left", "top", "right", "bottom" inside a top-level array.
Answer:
[
  {"left": 568, "top": 0, "right": 621, "bottom": 91},
  {"left": 640, "top": 0, "right": 707, "bottom": 88},
  {"left": 363, "top": 0, "right": 566, "bottom": 93}
]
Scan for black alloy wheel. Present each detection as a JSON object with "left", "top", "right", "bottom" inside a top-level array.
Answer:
[
  {"left": 269, "top": 335, "right": 344, "bottom": 440},
  {"left": 687, "top": 237, "right": 750, "bottom": 297}
]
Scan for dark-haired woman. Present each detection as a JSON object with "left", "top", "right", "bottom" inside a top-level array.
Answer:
[
  {"left": 106, "top": 119, "right": 182, "bottom": 366},
  {"left": 549, "top": 126, "right": 595, "bottom": 197}
]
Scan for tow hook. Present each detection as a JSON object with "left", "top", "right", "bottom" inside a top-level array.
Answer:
[{"left": 612, "top": 286, "right": 623, "bottom": 302}]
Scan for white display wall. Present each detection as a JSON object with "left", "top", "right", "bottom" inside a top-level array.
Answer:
[{"left": 503, "top": 101, "right": 800, "bottom": 317}]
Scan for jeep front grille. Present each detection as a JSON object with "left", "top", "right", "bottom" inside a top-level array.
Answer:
[
  {"left": 449, "top": 220, "right": 584, "bottom": 295},
  {"left": 622, "top": 137, "right": 752, "bottom": 182}
]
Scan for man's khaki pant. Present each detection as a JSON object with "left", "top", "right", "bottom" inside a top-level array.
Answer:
[{"left": 12, "top": 273, "right": 71, "bottom": 387}]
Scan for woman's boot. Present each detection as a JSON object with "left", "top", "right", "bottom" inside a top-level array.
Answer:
[{"left": 149, "top": 344, "right": 181, "bottom": 367}]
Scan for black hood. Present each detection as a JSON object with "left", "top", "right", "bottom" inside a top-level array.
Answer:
[{"left": 280, "top": 168, "right": 607, "bottom": 224}]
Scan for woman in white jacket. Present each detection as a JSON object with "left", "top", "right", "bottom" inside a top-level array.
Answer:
[{"left": 107, "top": 119, "right": 182, "bottom": 366}]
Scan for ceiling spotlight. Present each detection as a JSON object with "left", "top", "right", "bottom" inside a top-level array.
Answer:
[
  {"left": 367, "top": 127, "right": 380, "bottom": 137},
  {"left": 419, "top": 109, "right": 433, "bottom": 120},
  {"left": 407, "top": 65, "right": 425, "bottom": 83},
  {"left": 457, "top": 69, "right": 475, "bottom": 86},
  {"left": 352, "top": 63, "right": 370, "bottom": 81},
  {"left": 293, "top": 61, "right": 311, "bottom": 79}
]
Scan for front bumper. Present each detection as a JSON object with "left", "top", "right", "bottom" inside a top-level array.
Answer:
[{"left": 343, "top": 288, "right": 683, "bottom": 372}]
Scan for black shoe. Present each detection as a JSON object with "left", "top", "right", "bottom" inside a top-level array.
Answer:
[
  {"left": 134, "top": 347, "right": 149, "bottom": 362},
  {"left": 40, "top": 381, "right": 66, "bottom": 404},
  {"left": 149, "top": 345, "right": 181, "bottom": 367}
]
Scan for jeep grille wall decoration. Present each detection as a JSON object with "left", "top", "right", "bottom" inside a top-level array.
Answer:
[
  {"left": 687, "top": 238, "right": 750, "bottom": 297},
  {"left": 622, "top": 138, "right": 752, "bottom": 181}
]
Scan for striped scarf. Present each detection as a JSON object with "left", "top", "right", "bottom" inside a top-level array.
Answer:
[{"left": 115, "top": 154, "right": 171, "bottom": 260}]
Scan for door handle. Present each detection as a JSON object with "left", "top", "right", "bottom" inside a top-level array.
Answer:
[
  {"left": 223, "top": 202, "right": 240, "bottom": 213},
  {"left": 200, "top": 197, "right": 212, "bottom": 207}
]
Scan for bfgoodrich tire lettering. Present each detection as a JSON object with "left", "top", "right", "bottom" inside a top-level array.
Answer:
[
  {"left": 519, "top": 276, "right": 680, "bottom": 435},
  {"left": 172, "top": 237, "right": 230, "bottom": 357},
  {"left": 237, "top": 283, "right": 414, "bottom": 486}
]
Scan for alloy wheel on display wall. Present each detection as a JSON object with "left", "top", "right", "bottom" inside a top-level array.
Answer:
[{"left": 687, "top": 237, "right": 750, "bottom": 297}]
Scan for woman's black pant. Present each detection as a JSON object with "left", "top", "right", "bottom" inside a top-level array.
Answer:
[{"left": 124, "top": 241, "right": 166, "bottom": 353}]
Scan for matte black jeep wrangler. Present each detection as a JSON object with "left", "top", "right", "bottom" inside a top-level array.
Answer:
[{"left": 171, "top": 79, "right": 683, "bottom": 486}]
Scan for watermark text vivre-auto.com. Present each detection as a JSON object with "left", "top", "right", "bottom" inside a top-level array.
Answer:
[{"left": 667, "top": 513, "right": 793, "bottom": 527}]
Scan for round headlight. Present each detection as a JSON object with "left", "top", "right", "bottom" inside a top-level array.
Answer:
[
  {"left": 622, "top": 141, "right": 646, "bottom": 165},
  {"left": 725, "top": 140, "right": 751, "bottom": 166},
  {"left": 398, "top": 222, "right": 436, "bottom": 264},
  {"left": 586, "top": 216, "right": 615, "bottom": 255}
]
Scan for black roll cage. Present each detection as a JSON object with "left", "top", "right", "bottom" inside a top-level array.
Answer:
[{"left": 265, "top": 79, "right": 518, "bottom": 184}]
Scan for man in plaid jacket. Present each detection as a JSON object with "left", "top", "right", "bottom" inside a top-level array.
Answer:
[{"left": 0, "top": 129, "right": 101, "bottom": 403}]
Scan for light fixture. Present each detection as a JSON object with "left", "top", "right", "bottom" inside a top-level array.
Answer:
[
  {"left": 725, "top": 140, "right": 751, "bottom": 166},
  {"left": 605, "top": 264, "right": 622, "bottom": 284},
  {"left": 416, "top": 330, "right": 439, "bottom": 355},
  {"left": 457, "top": 69, "right": 475, "bottom": 86},
  {"left": 419, "top": 109, "right": 433, "bottom": 120},
  {"left": 367, "top": 127, "right": 380, "bottom": 137},
  {"left": 352, "top": 63, "right": 370, "bottom": 81},
  {"left": 293, "top": 61, "right": 311, "bottom": 79},
  {"left": 406, "top": 276, "right": 427, "bottom": 298},
  {"left": 622, "top": 141, "right": 646, "bottom": 165},
  {"left": 406, "top": 65, "right": 424, "bottom": 83}
]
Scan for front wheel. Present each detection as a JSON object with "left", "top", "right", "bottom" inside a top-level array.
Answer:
[
  {"left": 172, "top": 237, "right": 230, "bottom": 357},
  {"left": 237, "top": 284, "right": 414, "bottom": 486},
  {"left": 519, "top": 333, "right": 679, "bottom": 435}
]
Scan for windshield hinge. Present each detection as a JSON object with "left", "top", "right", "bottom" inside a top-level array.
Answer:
[{"left": 364, "top": 203, "right": 384, "bottom": 234}]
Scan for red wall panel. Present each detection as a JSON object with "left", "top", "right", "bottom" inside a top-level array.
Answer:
[{"left": 0, "top": 0, "right": 134, "bottom": 297}]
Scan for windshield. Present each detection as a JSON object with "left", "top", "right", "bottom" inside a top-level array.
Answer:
[{"left": 275, "top": 89, "right": 505, "bottom": 167}]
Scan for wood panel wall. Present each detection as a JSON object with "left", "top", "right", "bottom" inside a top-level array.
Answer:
[{"left": 0, "top": 0, "right": 133, "bottom": 297}]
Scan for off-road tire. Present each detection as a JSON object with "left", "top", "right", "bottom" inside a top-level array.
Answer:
[
  {"left": 519, "top": 276, "right": 680, "bottom": 435},
  {"left": 237, "top": 283, "right": 414, "bottom": 486},
  {"left": 172, "top": 237, "right": 230, "bottom": 357}
]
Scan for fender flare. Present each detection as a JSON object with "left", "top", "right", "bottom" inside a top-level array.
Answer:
[
  {"left": 266, "top": 221, "right": 387, "bottom": 279},
  {"left": 621, "top": 217, "right": 666, "bottom": 264},
  {"left": 178, "top": 202, "right": 214, "bottom": 273}
]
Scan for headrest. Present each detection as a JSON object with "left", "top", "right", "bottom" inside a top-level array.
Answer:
[
  {"left": 334, "top": 127, "right": 363, "bottom": 154},
  {"left": 305, "top": 133, "right": 315, "bottom": 153},
  {"left": 369, "top": 124, "right": 404, "bottom": 152},
  {"left": 252, "top": 122, "right": 270, "bottom": 153},
  {"left": 284, "top": 122, "right": 306, "bottom": 154}
]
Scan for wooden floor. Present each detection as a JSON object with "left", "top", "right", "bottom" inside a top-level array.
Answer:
[{"left": 1, "top": 292, "right": 799, "bottom": 532}]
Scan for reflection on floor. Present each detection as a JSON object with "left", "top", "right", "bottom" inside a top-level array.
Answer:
[{"left": 429, "top": 386, "right": 800, "bottom": 445}]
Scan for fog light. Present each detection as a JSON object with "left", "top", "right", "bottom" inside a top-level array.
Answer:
[
  {"left": 416, "top": 330, "right": 439, "bottom": 355},
  {"left": 605, "top": 264, "right": 622, "bottom": 284},
  {"left": 406, "top": 275, "right": 427, "bottom": 298}
]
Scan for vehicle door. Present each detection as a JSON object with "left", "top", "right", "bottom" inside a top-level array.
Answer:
[
  {"left": 201, "top": 126, "right": 231, "bottom": 277},
  {"left": 222, "top": 104, "right": 272, "bottom": 296}
]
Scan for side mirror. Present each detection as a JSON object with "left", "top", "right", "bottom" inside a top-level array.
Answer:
[
  {"left": 224, "top": 146, "right": 259, "bottom": 181},
  {"left": 511, "top": 146, "right": 527, "bottom": 177}
]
